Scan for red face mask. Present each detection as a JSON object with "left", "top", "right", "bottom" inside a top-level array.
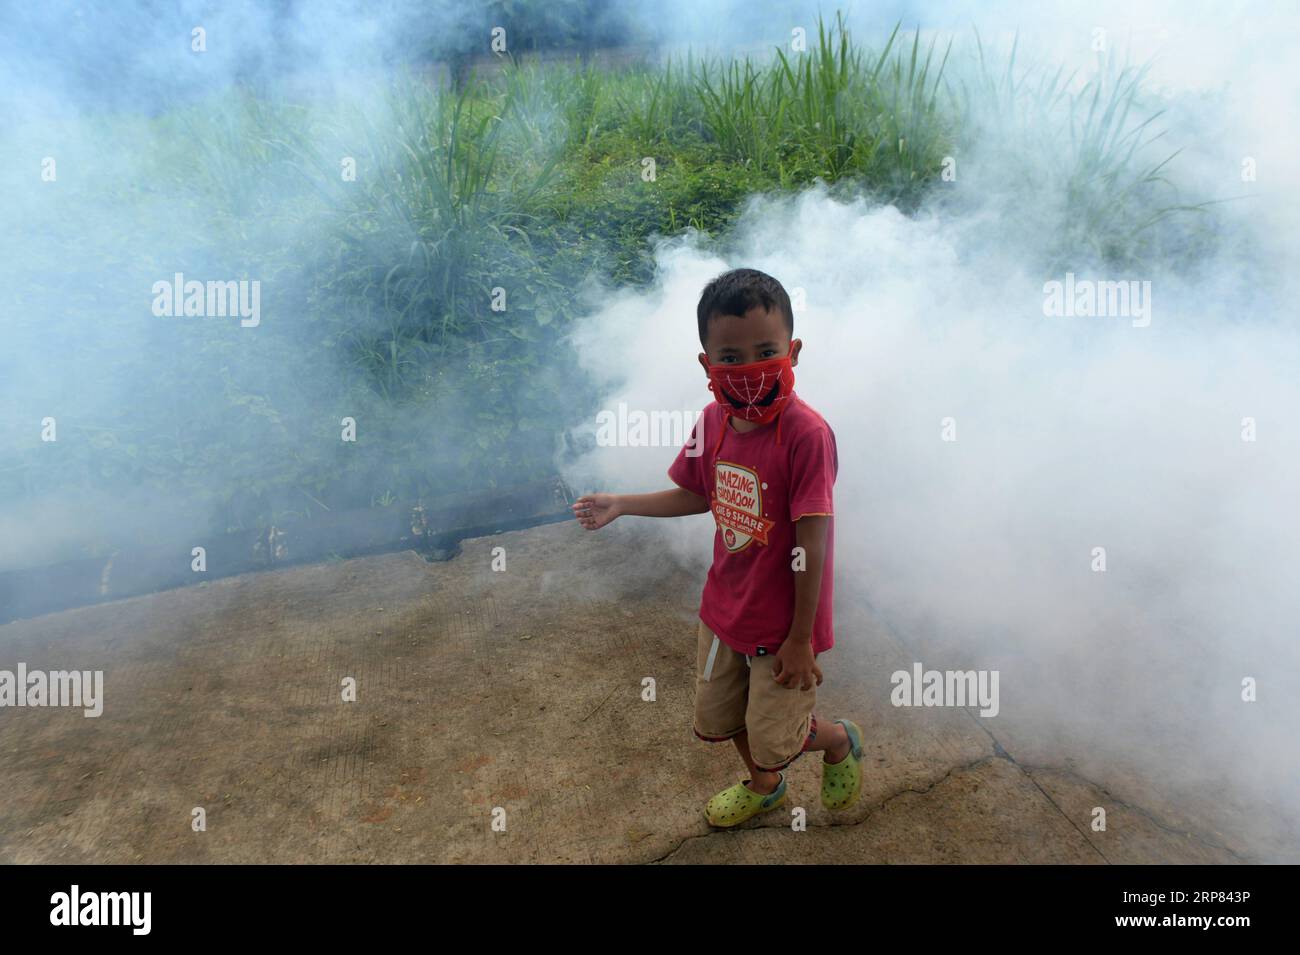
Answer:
[{"left": 705, "top": 353, "right": 796, "bottom": 424}]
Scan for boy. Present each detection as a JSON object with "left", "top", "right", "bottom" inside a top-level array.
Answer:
[{"left": 572, "top": 268, "right": 864, "bottom": 828}]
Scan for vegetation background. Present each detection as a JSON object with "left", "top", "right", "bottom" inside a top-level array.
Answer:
[{"left": 1, "top": 3, "right": 1218, "bottom": 565}]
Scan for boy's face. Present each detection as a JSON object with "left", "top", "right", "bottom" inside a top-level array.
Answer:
[{"left": 697, "top": 304, "right": 801, "bottom": 372}]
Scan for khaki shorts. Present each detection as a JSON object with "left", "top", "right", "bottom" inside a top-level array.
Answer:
[{"left": 692, "top": 621, "right": 819, "bottom": 771}]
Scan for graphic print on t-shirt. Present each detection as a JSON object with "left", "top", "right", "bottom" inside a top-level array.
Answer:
[{"left": 712, "top": 459, "right": 775, "bottom": 552}]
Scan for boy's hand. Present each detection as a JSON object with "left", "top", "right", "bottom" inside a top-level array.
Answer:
[
  {"left": 572, "top": 492, "right": 619, "bottom": 530},
  {"left": 771, "top": 638, "right": 822, "bottom": 691}
]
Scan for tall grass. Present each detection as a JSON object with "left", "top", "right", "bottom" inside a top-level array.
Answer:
[
  {"left": 694, "top": 13, "right": 951, "bottom": 201},
  {"left": 948, "top": 31, "right": 1220, "bottom": 270}
]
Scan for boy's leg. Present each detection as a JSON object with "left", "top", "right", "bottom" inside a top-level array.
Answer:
[
  {"left": 732, "top": 729, "right": 781, "bottom": 794},
  {"left": 692, "top": 622, "right": 749, "bottom": 747},
  {"left": 743, "top": 652, "right": 851, "bottom": 784},
  {"left": 743, "top": 719, "right": 850, "bottom": 793},
  {"left": 802, "top": 718, "right": 850, "bottom": 763},
  {"left": 729, "top": 729, "right": 760, "bottom": 778},
  {"left": 694, "top": 624, "right": 790, "bottom": 799},
  {"left": 802, "top": 654, "right": 850, "bottom": 763}
]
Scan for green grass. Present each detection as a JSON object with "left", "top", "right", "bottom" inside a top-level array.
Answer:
[{"left": 696, "top": 16, "right": 953, "bottom": 198}]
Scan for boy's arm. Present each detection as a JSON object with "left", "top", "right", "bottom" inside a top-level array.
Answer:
[
  {"left": 618, "top": 487, "right": 710, "bottom": 517},
  {"left": 787, "top": 515, "right": 830, "bottom": 643},
  {"left": 575, "top": 406, "right": 713, "bottom": 530},
  {"left": 784, "top": 422, "right": 837, "bottom": 646},
  {"left": 572, "top": 486, "right": 709, "bottom": 529}
]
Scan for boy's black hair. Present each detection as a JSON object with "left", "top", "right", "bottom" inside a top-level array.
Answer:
[{"left": 696, "top": 268, "right": 794, "bottom": 345}]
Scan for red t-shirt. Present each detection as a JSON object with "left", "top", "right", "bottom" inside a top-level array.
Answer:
[{"left": 667, "top": 392, "right": 837, "bottom": 655}]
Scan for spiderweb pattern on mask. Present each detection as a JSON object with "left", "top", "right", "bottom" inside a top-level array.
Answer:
[{"left": 718, "top": 369, "right": 790, "bottom": 419}]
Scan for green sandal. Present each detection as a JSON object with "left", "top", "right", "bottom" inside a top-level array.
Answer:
[
  {"left": 821, "top": 719, "right": 864, "bottom": 810},
  {"left": 704, "top": 773, "right": 787, "bottom": 828}
]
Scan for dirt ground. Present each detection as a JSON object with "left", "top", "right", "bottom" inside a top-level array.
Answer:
[{"left": 0, "top": 520, "right": 1287, "bottom": 863}]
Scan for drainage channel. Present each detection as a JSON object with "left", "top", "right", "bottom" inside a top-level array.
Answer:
[{"left": 0, "top": 477, "right": 575, "bottom": 625}]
